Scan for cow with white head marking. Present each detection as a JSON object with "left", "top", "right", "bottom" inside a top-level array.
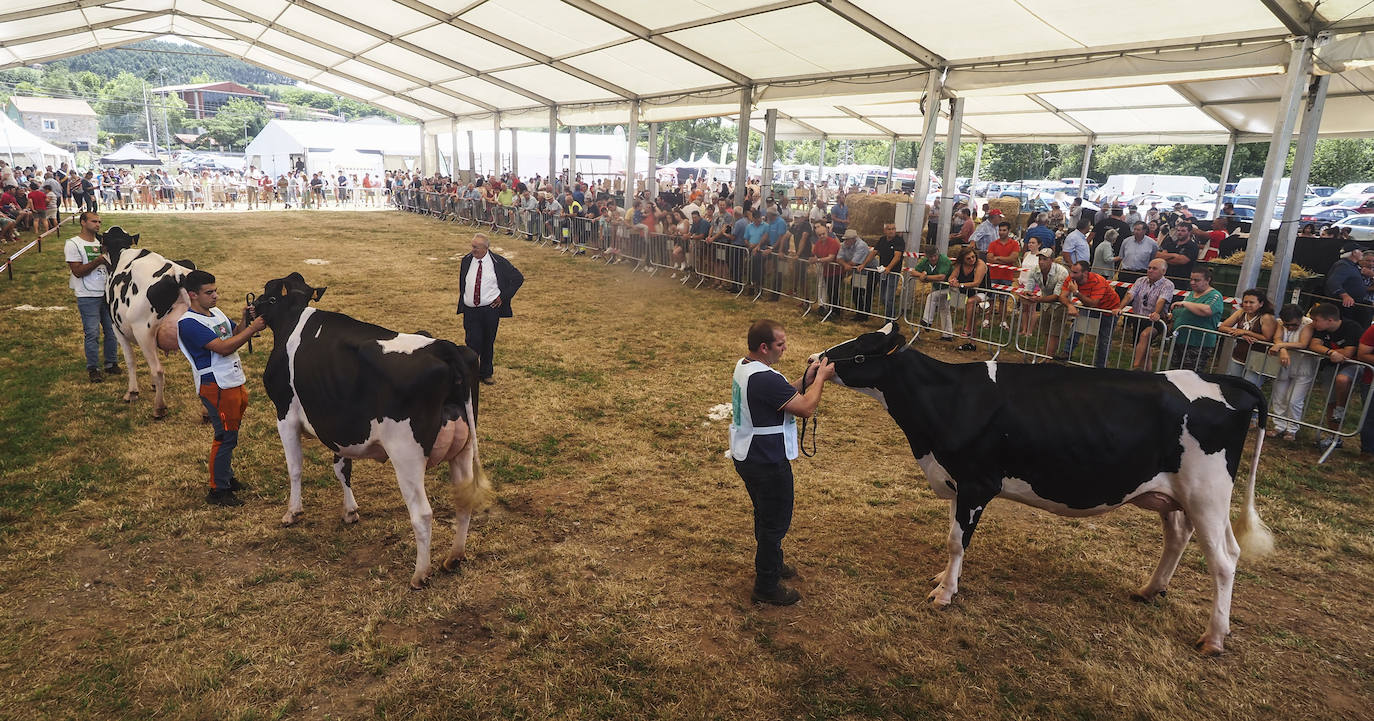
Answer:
[
  {"left": 810, "top": 322, "right": 1273, "bottom": 655},
  {"left": 101, "top": 226, "right": 198, "bottom": 420},
  {"left": 252, "top": 272, "right": 490, "bottom": 589}
]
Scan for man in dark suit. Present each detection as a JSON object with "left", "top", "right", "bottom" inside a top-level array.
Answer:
[{"left": 456, "top": 232, "right": 523, "bottom": 385}]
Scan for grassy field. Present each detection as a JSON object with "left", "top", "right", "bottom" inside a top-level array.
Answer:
[{"left": 1, "top": 210, "right": 1372, "bottom": 720}]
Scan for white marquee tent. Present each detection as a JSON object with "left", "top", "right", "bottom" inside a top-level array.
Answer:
[
  {"left": 242, "top": 119, "right": 421, "bottom": 177},
  {"left": 7, "top": 1, "right": 1374, "bottom": 296},
  {"left": 0, "top": 111, "right": 73, "bottom": 169}
]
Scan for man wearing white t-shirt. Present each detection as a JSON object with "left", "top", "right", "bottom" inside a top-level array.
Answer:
[
  {"left": 176, "top": 269, "right": 265, "bottom": 507},
  {"left": 64, "top": 211, "right": 118, "bottom": 382}
]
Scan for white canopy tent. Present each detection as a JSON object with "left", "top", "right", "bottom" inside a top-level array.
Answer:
[
  {"left": 242, "top": 119, "right": 420, "bottom": 177},
  {"left": 7, "top": 1, "right": 1374, "bottom": 292},
  {"left": 0, "top": 111, "right": 73, "bottom": 168}
]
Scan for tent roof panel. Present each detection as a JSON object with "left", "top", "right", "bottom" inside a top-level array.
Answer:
[
  {"left": 589, "top": 0, "right": 779, "bottom": 29},
  {"left": 665, "top": 5, "right": 911, "bottom": 78},
  {"left": 963, "top": 112, "right": 1082, "bottom": 136},
  {"left": 491, "top": 65, "right": 620, "bottom": 103},
  {"left": 318, "top": 1, "right": 434, "bottom": 37},
  {"left": 400, "top": 23, "right": 531, "bottom": 71},
  {"left": 231, "top": 0, "right": 291, "bottom": 18},
  {"left": 335, "top": 58, "right": 415, "bottom": 91},
  {"left": 562, "top": 40, "right": 727, "bottom": 95},
  {"left": 1065, "top": 107, "right": 1227, "bottom": 134},
  {"left": 460, "top": 0, "right": 630, "bottom": 58},
  {"left": 361, "top": 44, "right": 465, "bottom": 84},
  {"left": 275, "top": 5, "right": 379, "bottom": 54},
  {"left": 441, "top": 77, "right": 540, "bottom": 109},
  {"left": 255, "top": 28, "right": 351, "bottom": 67},
  {"left": 1037, "top": 85, "right": 1191, "bottom": 110}
]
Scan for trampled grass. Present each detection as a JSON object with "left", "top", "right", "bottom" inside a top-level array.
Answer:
[{"left": 1, "top": 210, "right": 1371, "bottom": 720}]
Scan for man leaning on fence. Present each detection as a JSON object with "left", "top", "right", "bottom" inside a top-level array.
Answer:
[
  {"left": 864, "top": 223, "right": 905, "bottom": 319},
  {"left": 909, "top": 244, "right": 954, "bottom": 340},
  {"left": 836, "top": 229, "right": 877, "bottom": 321},
  {"left": 1325, "top": 243, "right": 1371, "bottom": 327},
  {"left": 1307, "top": 303, "right": 1364, "bottom": 450},
  {"left": 1115, "top": 259, "right": 1175, "bottom": 371},
  {"left": 1058, "top": 260, "right": 1121, "bottom": 367},
  {"left": 1169, "top": 267, "right": 1225, "bottom": 371},
  {"left": 1018, "top": 248, "right": 1070, "bottom": 358}
]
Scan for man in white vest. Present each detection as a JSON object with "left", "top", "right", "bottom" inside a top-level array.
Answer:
[
  {"left": 730, "top": 319, "right": 834, "bottom": 605},
  {"left": 176, "top": 269, "right": 265, "bottom": 507}
]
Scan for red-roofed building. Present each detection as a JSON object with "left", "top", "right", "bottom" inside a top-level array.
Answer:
[{"left": 152, "top": 81, "right": 266, "bottom": 120}]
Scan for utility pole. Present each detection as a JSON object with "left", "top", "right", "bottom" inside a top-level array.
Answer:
[
  {"left": 142, "top": 80, "right": 156, "bottom": 151},
  {"left": 157, "top": 68, "right": 171, "bottom": 157}
]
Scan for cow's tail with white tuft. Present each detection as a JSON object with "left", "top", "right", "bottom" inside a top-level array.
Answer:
[
  {"left": 454, "top": 407, "right": 492, "bottom": 513},
  {"left": 1234, "top": 388, "right": 1274, "bottom": 560}
]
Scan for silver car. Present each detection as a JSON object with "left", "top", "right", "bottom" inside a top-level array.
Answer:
[{"left": 1333, "top": 215, "right": 1374, "bottom": 241}]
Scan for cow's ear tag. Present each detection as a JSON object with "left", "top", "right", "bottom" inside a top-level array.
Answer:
[
  {"left": 279, "top": 286, "right": 288, "bottom": 297},
  {"left": 311, "top": 287, "right": 327, "bottom": 302}
]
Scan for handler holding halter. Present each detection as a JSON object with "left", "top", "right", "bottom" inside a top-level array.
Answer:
[{"left": 730, "top": 319, "right": 834, "bottom": 605}]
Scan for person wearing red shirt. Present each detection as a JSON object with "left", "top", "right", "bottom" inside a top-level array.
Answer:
[
  {"left": 1194, "top": 225, "right": 1227, "bottom": 263},
  {"left": 810, "top": 223, "right": 842, "bottom": 314},
  {"left": 1057, "top": 260, "right": 1122, "bottom": 366},
  {"left": 985, "top": 221, "right": 1021, "bottom": 328},
  {"left": 27, "top": 183, "right": 52, "bottom": 235}
]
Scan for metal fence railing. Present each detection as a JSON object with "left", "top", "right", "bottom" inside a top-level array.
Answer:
[{"left": 391, "top": 201, "right": 1374, "bottom": 463}]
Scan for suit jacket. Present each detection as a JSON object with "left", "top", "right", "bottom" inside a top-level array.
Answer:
[{"left": 456, "top": 251, "right": 523, "bottom": 318}]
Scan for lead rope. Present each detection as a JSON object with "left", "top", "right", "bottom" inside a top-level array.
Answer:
[{"left": 798, "top": 369, "right": 818, "bottom": 458}]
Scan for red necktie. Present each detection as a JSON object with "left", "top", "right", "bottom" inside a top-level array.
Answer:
[{"left": 474, "top": 259, "right": 482, "bottom": 306}]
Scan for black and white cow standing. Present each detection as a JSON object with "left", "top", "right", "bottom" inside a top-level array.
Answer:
[
  {"left": 252, "top": 273, "right": 490, "bottom": 589},
  {"left": 811, "top": 323, "right": 1273, "bottom": 655},
  {"left": 100, "top": 226, "right": 197, "bottom": 420}
]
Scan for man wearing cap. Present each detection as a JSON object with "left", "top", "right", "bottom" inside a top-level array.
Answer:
[
  {"left": 1017, "top": 248, "right": 1071, "bottom": 358},
  {"left": 1125, "top": 204, "right": 1142, "bottom": 226},
  {"left": 837, "top": 229, "right": 878, "bottom": 320},
  {"left": 1326, "top": 243, "right": 1371, "bottom": 325},
  {"left": 969, "top": 209, "right": 1002, "bottom": 255}
]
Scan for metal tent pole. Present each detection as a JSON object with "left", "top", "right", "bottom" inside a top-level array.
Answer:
[
  {"left": 1213, "top": 135, "right": 1236, "bottom": 220},
  {"left": 886, "top": 136, "right": 897, "bottom": 192},
  {"left": 1078, "top": 138, "right": 1094, "bottom": 199},
  {"left": 908, "top": 69, "right": 943, "bottom": 265},
  {"left": 762, "top": 108, "right": 777, "bottom": 203},
  {"left": 734, "top": 87, "right": 752, "bottom": 208},
  {"left": 548, "top": 106, "right": 557, "bottom": 188},
  {"left": 647, "top": 121, "right": 658, "bottom": 199},
  {"left": 626, "top": 100, "right": 639, "bottom": 201},
  {"left": 467, "top": 130, "right": 476, "bottom": 180},
  {"left": 1238, "top": 36, "right": 1314, "bottom": 294},
  {"left": 450, "top": 118, "right": 458, "bottom": 181},
  {"left": 934, "top": 96, "right": 964, "bottom": 256},
  {"left": 1271, "top": 73, "right": 1330, "bottom": 300},
  {"left": 492, "top": 113, "right": 501, "bottom": 177},
  {"left": 969, "top": 138, "right": 984, "bottom": 192}
]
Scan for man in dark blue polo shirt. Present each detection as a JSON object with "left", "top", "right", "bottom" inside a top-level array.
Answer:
[{"left": 730, "top": 320, "right": 834, "bottom": 605}]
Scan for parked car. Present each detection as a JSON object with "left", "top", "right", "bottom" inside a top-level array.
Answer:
[
  {"left": 1334, "top": 215, "right": 1374, "bottom": 240},
  {"left": 1302, "top": 207, "right": 1357, "bottom": 227},
  {"left": 1311, "top": 186, "right": 1337, "bottom": 197}
]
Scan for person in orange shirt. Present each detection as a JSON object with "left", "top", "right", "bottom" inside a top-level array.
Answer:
[{"left": 1057, "top": 260, "right": 1122, "bottom": 367}]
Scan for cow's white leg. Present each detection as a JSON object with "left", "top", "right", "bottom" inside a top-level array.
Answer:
[
  {"left": 334, "top": 455, "right": 359, "bottom": 524},
  {"left": 389, "top": 443, "right": 434, "bottom": 589},
  {"left": 133, "top": 325, "right": 167, "bottom": 419},
  {"left": 929, "top": 502, "right": 965, "bottom": 606},
  {"left": 116, "top": 331, "right": 140, "bottom": 402},
  {"left": 279, "top": 419, "right": 306, "bottom": 526},
  {"left": 1132, "top": 510, "right": 1193, "bottom": 602},
  {"left": 1185, "top": 488, "right": 1241, "bottom": 657}
]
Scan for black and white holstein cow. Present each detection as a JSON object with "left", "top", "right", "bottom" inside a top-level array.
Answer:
[
  {"left": 100, "top": 226, "right": 197, "bottom": 420},
  {"left": 252, "top": 273, "right": 490, "bottom": 589},
  {"left": 811, "top": 323, "right": 1273, "bottom": 655}
]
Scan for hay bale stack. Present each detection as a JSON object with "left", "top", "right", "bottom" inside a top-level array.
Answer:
[
  {"left": 847, "top": 193, "right": 908, "bottom": 237},
  {"left": 988, "top": 197, "right": 1023, "bottom": 231}
]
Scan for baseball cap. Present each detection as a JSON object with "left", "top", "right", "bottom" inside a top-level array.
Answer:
[{"left": 1037, "top": 247, "right": 1055, "bottom": 258}]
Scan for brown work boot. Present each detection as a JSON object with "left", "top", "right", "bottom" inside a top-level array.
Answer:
[{"left": 751, "top": 583, "right": 801, "bottom": 606}]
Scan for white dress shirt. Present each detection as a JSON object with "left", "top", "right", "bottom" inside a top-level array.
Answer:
[{"left": 463, "top": 255, "right": 502, "bottom": 308}]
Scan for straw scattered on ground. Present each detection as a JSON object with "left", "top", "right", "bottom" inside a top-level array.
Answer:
[{"left": 1, "top": 210, "right": 1372, "bottom": 720}]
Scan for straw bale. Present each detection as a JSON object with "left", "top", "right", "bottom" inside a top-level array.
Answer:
[
  {"left": 1210, "top": 250, "right": 1316, "bottom": 279},
  {"left": 847, "top": 193, "right": 908, "bottom": 237},
  {"left": 988, "top": 197, "right": 1022, "bottom": 226}
]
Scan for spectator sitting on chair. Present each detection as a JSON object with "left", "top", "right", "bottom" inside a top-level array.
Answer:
[
  {"left": 1114, "top": 259, "right": 1174, "bottom": 371},
  {"left": 1168, "top": 267, "right": 1225, "bottom": 371},
  {"left": 1218, "top": 288, "right": 1277, "bottom": 387},
  {"left": 1017, "top": 248, "right": 1070, "bottom": 358},
  {"left": 1058, "top": 259, "right": 1122, "bottom": 366},
  {"left": 1306, "top": 302, "right": 1364, "bottom": 450},
  {"left": 947, "top": 246, "right": 991, "bottom": 351},
  {"left": 1267, "top": 304, "right": 1316, "bottom": 441},
  {"left": 908, "top": 243, "right": 954, "bottom": 340}
]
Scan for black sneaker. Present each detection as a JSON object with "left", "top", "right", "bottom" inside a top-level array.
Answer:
[
  {"left": 206, "top": 489, "right": 244, "bottom": 507},
  {"left": 88, "top": 368, "right": 103, "bottom": 383},
  {"left": 751, "top": 583, "right": 801, "bottom": 606},
  {"left": 780, "top": 563, "right": 798, "bottom": 580},
  {"left": 957, "top": 342, "right": 977, "bottom": 352}
]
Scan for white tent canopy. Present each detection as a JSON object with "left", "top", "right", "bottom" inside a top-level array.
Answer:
[
  {"left": 4, "top": 2, "right": 1374, "bottom": 144},
  {"left": 243, "top": 119, "right": 420, "bottom": 177},
  {"left": 0, "top": 112, "right": 74, "bottom": 169},
  {"left": 99, "top": 143, "right": 162, "bottom": 165}
]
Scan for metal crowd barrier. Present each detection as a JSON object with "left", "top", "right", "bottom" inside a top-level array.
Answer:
[
  {"left": 904, "top": 280, "right": 1017, "bottom": 358},
  {"left": 690, "top": 239, "right": 749, "bottom": 296}
]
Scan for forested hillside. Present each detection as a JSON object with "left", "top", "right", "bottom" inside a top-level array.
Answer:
[{"left": 60, "top": 40, "right": 292, "bottom": 86}]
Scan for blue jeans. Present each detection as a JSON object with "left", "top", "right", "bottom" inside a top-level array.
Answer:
[
  {"left": 878, "top": 272, "right": 899, "bottom": 318},
  {"left": 1064, "top": 312, "right": 1117, "bottom": 367},
  {"left": 76, "top": 296, "right": 118, "bottom": 370}
]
